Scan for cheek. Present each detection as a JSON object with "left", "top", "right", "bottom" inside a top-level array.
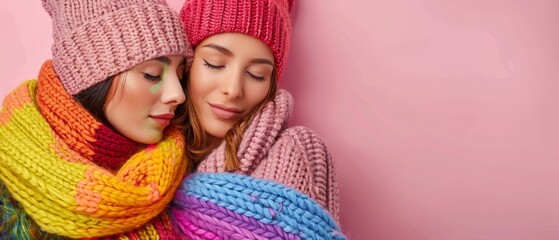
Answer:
[
  {"left": 108, "top": 75, "right": 156, "bottom": 116},
  {"left": 187, "top": 80, "right": 208, "bottom": 119},
  {"left": 246, "top": 82, "right": 271, "bottom": 108},
  {"left": 125, "top": 79, "right": 156, "bottom": 106},
  {"left": 188, "top": 67, "right": 215, "bottom": 103}
]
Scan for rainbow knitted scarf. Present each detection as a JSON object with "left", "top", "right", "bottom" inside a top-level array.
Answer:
[
  {"left": 172, "top": 173, "right": 346, "bottom": 240},
  {"left": 0, "top": 61, "right": 187, "bottom": 238}
]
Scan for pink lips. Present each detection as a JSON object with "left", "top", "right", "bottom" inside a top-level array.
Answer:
[
  {"left": 150, "top": 113, "right": 174, "bottom": 127},
  {"left": 208, "top": 103, "right": 242, "bottom": 120}
]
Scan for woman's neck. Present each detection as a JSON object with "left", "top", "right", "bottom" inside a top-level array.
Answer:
[{"left": 207, "top": 134, "right": 223, "bottom": 146}]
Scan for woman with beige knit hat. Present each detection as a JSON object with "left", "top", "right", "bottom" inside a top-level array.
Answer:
[
  {"left": 171, "top": 0, "right": 345, "bottom": 238},
  {"left": 0, "top": 0, "right": 193, "bottom": 238}
]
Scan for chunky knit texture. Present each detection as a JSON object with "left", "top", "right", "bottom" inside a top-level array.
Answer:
[
  {"left": 195, "top": 89, "right": 341, "bottom": 223},
  {"left": 172, "top": 173, "right": 345, "bottom": 239},
  {"left": 42, "top": 0, "right": 192, "bottom": 95},
  {"left": 83, "top": 212, "right": 188, "bottom": 240},
  {"left": 0, "top": 61, "right": 187, "bottom": 238},
  {"left": 180, "top": 0, "right": 293, "bottom": 76}
]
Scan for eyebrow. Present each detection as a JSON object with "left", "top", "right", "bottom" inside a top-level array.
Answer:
[
  {"left": 154, "top": 56, "right": 171, "bottom": 64},
  {"left": 202, "top": 43, "right": 274, "bottom": 66},
  {"left": 154, "top": 56, "right": 186, "bottom": 65},
  {"left": 250, "top": 58, "right": 274, "bottom": 66},
  {"left": 202, "top": 43, "right": 234, "bottom": 57}
]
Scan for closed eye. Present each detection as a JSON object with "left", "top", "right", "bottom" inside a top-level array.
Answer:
[
  {"left": 247, "top": 71, "right": 266, "bottom": 81},
  {"left": 203, "top": 59, "right": 224, "bottom": 70},
  {"left": 144, "top": 73, "right": 162, "bottom": 82}
]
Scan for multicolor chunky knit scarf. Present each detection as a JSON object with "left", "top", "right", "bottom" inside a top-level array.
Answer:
[
  {"left": 172, "top": 173, "right": 346, "bottom": 240},
  {"left": 0, "top": 61, "right": 187, "bottom": 238}
]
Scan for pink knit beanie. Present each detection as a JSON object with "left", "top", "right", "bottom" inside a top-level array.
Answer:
[
  {"left": 42, "top": 0, "right": 193, "bottom": 95},
  {"left": 180, "top": 0, "right": 294, "bottom": 77}
]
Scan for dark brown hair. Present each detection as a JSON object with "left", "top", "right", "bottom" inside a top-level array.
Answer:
[{"left": 73, "top": 76, "right": 114, "bottom": 126}]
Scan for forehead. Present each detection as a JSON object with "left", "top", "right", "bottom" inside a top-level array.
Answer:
[{"left": 196, "top": 33, "right": 274, "bottom": 61}]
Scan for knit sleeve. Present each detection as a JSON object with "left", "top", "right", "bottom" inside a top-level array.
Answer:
[{"left": 250, "top": 126, "right": 341, "bottom": 223}]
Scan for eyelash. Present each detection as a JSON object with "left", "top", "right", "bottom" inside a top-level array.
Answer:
[
  {"left": 247, "top": 72, "right": 266, "bottom": 81},
  {"left": 144, "top": 74, "right": 162, "bottom": 82},
  {"left": 203, "top": 60, "right": 224, "bottom": 70},
  {"left": 203, "top": 59, "right": 266, "bottom": 81}
]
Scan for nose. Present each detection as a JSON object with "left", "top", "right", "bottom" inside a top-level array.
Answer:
[
  {"left": 219, "top": 69, "right": 243, "bottom": 99},
  {"left": 160, "top": 73, "right": 186, "bottom": 106}
]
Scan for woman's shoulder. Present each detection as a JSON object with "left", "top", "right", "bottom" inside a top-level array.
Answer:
[
  {"left": 253, "top": 125, "right": 340, "bottom": 221},
  {"left": 255, "top": 125, "right": 332, "bottom": 191},
  {"left": 277, "top": 125, "right": 328, "bottom": 149}
]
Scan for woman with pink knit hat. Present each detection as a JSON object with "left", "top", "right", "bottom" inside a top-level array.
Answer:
[
  {"left": 0, "top": 0, "right": 193, "bottom": 238},
  {"left": 171, "top": 0, "right": 345, "bottom": 238}
]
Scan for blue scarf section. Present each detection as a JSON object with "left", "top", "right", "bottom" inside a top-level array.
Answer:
[{"left": 172, "top": 173, "right": 346, "bottom": 239}]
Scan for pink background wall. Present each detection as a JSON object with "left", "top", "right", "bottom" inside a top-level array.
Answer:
[{"left": 2, "top": 1, "right": 559, "bottom": 239}]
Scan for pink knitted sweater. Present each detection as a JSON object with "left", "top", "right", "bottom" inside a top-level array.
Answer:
[{"left": 196, "top": 89, "right": 340, "bottom": 223}]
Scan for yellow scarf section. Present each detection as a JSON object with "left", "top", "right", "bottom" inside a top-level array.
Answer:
[{"left": 0, "top": 61, "right": 187, "bottom": 238}]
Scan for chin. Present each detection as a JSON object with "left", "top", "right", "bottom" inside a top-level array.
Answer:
[
  {"left": 203, "top": 121, "right": 234, "bottom": 139},
  {"left": 205, "top": 127, "right": 230, "bottom": 139},
  {"left": 140, "top": 137, "right": 162, "bottom": 145},
  {"left": 130, "top": 132, "right": 163, "bottom": 145}
]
